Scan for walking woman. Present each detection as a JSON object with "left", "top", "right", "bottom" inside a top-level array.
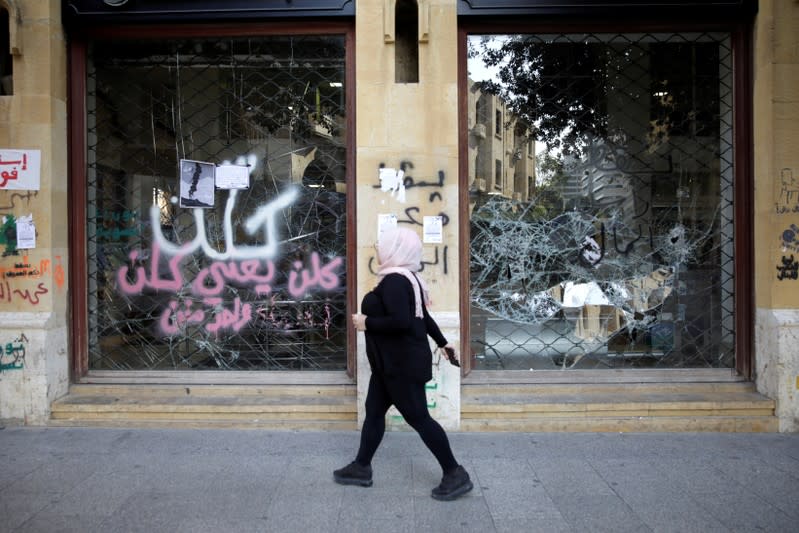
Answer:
[{"left": 333, "top": 227, "right": 473, "bottom": 501}]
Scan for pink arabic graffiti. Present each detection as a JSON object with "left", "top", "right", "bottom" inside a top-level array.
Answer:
[
  {"left": 287, "top": 252, "right": 343, "bottom": 297},
  {"left": 118, "top": 247, "right": 341, "bottom": 298},
  {"left": 159, "top": 297, "right": 253, "bottom": 335},
  {"left": 205, "top": 297, "right": 252, "bottom": 334},
  {"left": 192, "top": 259, "right": 275, "bottom": 297},
  {"left": 117, "top": 244, "right": 184, "bottom": 294},
  {"left": 159, "top": 299, "right": 205, "bottom": 335},
  {"left": 118, "top": 244, "right": 343, "bottom": 337}
]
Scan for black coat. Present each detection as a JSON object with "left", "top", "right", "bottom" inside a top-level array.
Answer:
[{"left": 362, "top": 273, "right": 448, "bottom": 382}]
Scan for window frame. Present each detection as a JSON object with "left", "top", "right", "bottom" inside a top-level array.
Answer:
[
  {"left": 68, "top": 21, "right": 357, "bottom": 381},
  {"left": 457, "top": 19, "right": 754, "bottom": 378}
]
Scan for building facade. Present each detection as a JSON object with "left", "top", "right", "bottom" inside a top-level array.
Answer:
[{"left": 0, "top": 0, "right": 797, "bottom": 432}]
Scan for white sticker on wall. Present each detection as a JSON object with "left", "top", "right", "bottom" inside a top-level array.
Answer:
[
  {"left": 378, "top": 167, "right": 406, "bottom": 203},
  {"left": 0, "top": 149, "right": 41, "bottom": 190},
  {"left": 423, "top": 215, "right": 443, "bottom": 243},
  {"left": 377, "top": 214, "right": 397, "bottom": 245},
  {"left": 16, "top": 214, "right": 36, "bottom": 249},
  {"left": 215, "top": 164, "right": 250, "bottom": 189}
]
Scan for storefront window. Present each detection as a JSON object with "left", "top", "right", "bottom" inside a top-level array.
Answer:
[
  {"left": 467, "top": 33, "right": 734, "bottom": 370},
  {"left": 86, "top": 35, "right": 348, "bottom": 370}
]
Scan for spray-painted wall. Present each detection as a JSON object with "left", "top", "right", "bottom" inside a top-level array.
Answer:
[{"left": 0, "top": 0, "right": 69, "bottom": 424}]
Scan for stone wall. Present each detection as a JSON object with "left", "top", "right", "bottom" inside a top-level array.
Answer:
[
  {"left": 355, "top": 0, "right": 462, "bottom": 429},
  {"left": 0, "top": 0, "right": 69, "bottom": 424},
  {"left": 753, "top": 0, "right": 799, "bottom": 431}
]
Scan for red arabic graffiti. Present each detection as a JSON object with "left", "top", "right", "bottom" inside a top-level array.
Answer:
[
  {"left": 0, "top": 255, "right": 64, "bottom": 290},
  {"left": 0, "top": 153, "right": 26, "bottom": 187},
  {"left": 0, "top": 280, "right": 48, "bottom": 305}
]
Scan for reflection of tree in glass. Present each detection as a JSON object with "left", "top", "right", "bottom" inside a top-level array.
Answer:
[{"left": 471, "top": 35, "right": 610, "bottom": 156}]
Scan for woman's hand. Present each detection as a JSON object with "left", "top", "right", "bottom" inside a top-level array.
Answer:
[
  {"left": 351, "top": 313, "right": 367, "bottom": 331},
  {"left": 443, "top": 343, "right": 460, "bottom": 367}
]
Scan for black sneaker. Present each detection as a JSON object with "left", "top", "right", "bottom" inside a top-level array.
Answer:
[
  {"left": 431, "top": 465, "right": 473, "bottom": 501},
  {"left": 333, "top": 461, "right": 373, "bottom": 487}
]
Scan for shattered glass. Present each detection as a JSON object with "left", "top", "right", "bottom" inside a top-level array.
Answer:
[
  {"left": 86, "top": 35, "right": 348, "bottom": 370},
  {"left": 467, "top": 33, "right": 735, "bottom": 370}
]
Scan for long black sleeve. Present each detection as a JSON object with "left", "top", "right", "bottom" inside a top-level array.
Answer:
[
  {"left": 423, "top": 304, "right": 447, "bottom": 348},
  {"left": 365, "top": 274, "right": 448, "bottom": 347},
  {"left": 364, "top": 274, "right": 414, "bottom": 333}
]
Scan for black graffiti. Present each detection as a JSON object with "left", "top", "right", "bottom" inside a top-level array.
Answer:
[
  {"left": 421, "top": 245, "right": 448, "bottom": 274},
  {"left": 775, "top": 203, "right": 799, "bottom": 215},
  {"left": 0, "top": 191, "right": 38, "bottom": 211},
  {"left": 776, "top": 255, "right": 799, "bottom": 281},
  {"left": 404, "top": 169, "right": 445, "bottom": 189},
  {"left": 633, "top": 200, "right": 650, "bottom": 219},
  {"left": 396, "top": 207, "right": 450, "bottom": 227},
  {"left": 614, "top": 225, "right": 644, "bottom": 255},
  {"left": 371, "top": 160, "right": 450, "bottom": 277},
  {"left": 376, "top": 162, "right": 446, "bottom": 190},
  {"left": 570, "top": 144, "right": 635, "bottom": 175}
]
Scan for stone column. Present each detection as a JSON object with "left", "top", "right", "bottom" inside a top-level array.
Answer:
[
  {"left": 753, "top": 0, "right": 799, "bottom": 432},
  {"left": 0, "top": 0, "right": 69, "bottom": 424},
  {"left": 355, "top": 0, "right": 461, "bottom": 430}
]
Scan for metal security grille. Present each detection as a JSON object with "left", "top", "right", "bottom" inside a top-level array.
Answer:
[
  {"left": 467, "top": 32, "right": 735, "bottom": 370},
  {"left": 86, "top": 35, "right": 348, "bottom": 370}
]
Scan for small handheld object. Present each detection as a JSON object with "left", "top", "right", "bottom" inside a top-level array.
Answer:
[{"left": 443, "top": 346, "right": 460, "bottom": 367}]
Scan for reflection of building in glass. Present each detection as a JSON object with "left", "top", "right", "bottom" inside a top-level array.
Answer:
[{"left": 466, "top": 79, "right": 535, "bottom": 202}]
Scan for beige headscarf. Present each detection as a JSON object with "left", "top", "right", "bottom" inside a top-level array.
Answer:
[{"left": 377, "top": 227, "right": 430, "bottom": 318}]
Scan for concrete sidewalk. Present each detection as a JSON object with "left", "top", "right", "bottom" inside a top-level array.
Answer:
[{"left": 0, "top": 427, "right": 797, "bottom": 532}]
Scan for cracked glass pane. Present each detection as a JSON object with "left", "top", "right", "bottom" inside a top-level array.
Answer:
[
  {"left": 467, "top": 32, "right": 734, "bottom": 370},
  {"left": 86, "top": 35, "right": 348, "bottom": 370}
]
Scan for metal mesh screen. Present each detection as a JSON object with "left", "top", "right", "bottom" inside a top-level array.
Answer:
[
  {"left": 467, "top": 32, "right": 735, "bottom": 370},
  {"left": 86, "top": 35, "right": 348, "bottom": 370}
]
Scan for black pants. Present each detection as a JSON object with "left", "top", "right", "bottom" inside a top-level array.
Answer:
[{"left": 355, "top": 372, "right": 458, "bottom": 473}]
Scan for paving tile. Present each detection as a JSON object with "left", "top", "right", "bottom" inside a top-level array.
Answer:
[
  {"left": 413, "top": 492, "right": 495, "bottom": 532},
  {"left": 12, "top": 511, "right": 108, "bottom": 533},
  {"left": 97, "top": 504, "right": 184, "bottom": 533},
  {"left": 0, "top": 454, "right": 46, "bottom": 492},
  {"left": 3, "top": 456, "right": 96, "bottom": 495},
  {"left": 494, "top": 515, "right": 573, "bottom": 533},
  {"left": 529, "top": 458, "right": 617, "bottom": 498},
  {"left": 0, "top": 486, "right": 60, "bottom": 532},
  {"left": 175, "top": 517, "right": 272, "bottom": 533},
  {"left": 684, "top": 487, "right": 795, "bottom": 532},
  {"left": 335, "top": 516, "right": 418, "bottom": 533},
  {"left": 590, "top": 459, "right": 730, "bottom": 532},
  {"left": 339, "top": 490, "right": 414, "bottom": 521},
  {"left": 28, "top": 466, "right": 151, "bottom": 520},
  {"left": 266, "top": 486, "right": 343, "bottom": 523},
  {"left": 553, "top": 494, "right": 652, "bottom": 533}
]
